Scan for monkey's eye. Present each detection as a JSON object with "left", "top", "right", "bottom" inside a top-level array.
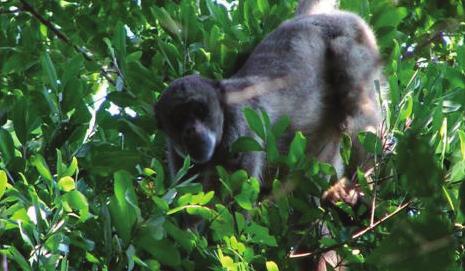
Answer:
[
  {"left": 191, "top": 102, "right": 208, "bottom": 119},
  {"left": 171, "top": 108, "right": 188, "bottom": 129}
]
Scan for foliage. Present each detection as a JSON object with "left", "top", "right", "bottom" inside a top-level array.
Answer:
[{"left": 1, "top": 0, "right": 465, "bottom": 270}]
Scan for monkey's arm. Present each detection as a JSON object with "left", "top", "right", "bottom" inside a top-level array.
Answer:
[{"left": 166, "top": 140, "right": 184, "bottom": 181}]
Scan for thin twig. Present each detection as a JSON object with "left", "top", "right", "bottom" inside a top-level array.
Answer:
[
  {"left": 18, "top": 0, "right": 120, "bottom": 88},
  {"left": 352, "top": 200, "right": 411, "bottom": 238},
  {"left": 289, "top": 200, "right": 412, "bottom": 258},
  {"left": 370, "top": 180, "right": 377, "bottom": 226}
]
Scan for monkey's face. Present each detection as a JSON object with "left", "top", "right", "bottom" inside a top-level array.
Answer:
[{"left": 155, "top": 75, "right": 224, "bottom": 163}]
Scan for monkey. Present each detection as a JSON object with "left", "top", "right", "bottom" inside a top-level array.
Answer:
[
  {"left": 155, "top": 1, "right": 384, "bottom": 269},
  {"left": 155, "top": 0, "right": 383, "bottom": 189}
]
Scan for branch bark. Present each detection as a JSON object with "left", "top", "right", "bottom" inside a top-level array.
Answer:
[{"left": 289, "top": 200, "right": 412, "bottom": 259}]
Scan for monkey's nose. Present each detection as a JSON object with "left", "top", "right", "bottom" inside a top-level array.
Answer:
[{"left": 185, "top": 126, "right": 196, "bottom": 137}]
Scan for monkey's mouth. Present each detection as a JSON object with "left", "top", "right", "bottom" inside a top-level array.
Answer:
[{"left": 181, "top": 131, "right": 216, "bottom": 164}]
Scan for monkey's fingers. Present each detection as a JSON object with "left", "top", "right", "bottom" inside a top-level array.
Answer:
[{"left": 322, "top": 177, "right": 360, "bottom": 206}]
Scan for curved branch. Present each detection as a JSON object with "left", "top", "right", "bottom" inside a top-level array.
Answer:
[{"left": 289, "top": 200, "right": 412, "bottom": 259}]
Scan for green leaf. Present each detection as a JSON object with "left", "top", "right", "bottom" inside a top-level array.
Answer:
[
  {"left": 62, "top": 78, "right": 84, "bottom": 113},
  {"left": 12, "top": 97, "right": 41, "bottom": 145},
  {"left": 112, "top": 21, "right": 127, "bottom": 64},
  {"left": 0, "top": 170, "right": 7, "bottom": 199},
  {"left": 450, "top": 160, "right": 465, "bottom": 182},
  {"left": 397, "top": 133, "right": 442, "bottom": 198},
  {"left": 235, "top": 177, "right": 260, "bottom": 210},
  {"left": 31, "top": 154, "right": 53, "bottom": 182},
  {"left": 108, "top": 170, "right": 140, "bottom": 244},
  {"left": 398, "top": 93, "right": 413, "bottom": 123},
  {"left": 164, "top": 221, "right": 196, "bottom": 252},
  {"left": 174, "top": 156, "right": 191, "bottom": 183},
  {"left": 209, "top": 25, "right": 222, "bottom": 53},
  {"left": 266, "top": 132, "right": 280, "bottom": 163},
  {"left": 287, "top": 132, "right": 307, "bottom": 166},
  {"left": 458, "top": 130, "right": 465, "bottom": 160},
  {"left": 266, "top": 261, "right": 279, "bottom": 271},
  {"left": 231, "top": 136, "right": 263, "bottom": 153},
  {"left": 1, "top": 246, "right": 32, "bottom": 271},
  {"left": 62, "top": 157, "right": 78, "bottom": 177},
  {"left": 257, "top": 0, "right": 270, "bottom": 15},
  {"left": 150, "top": 158, "right": 166, "bottom": 194},
  {"left": 374, "top": 7, "right": 408, "bottom": 28},
  {"left": 0, "top": 128, "right": 15, "bottom": 164},
  {"left": 151, "top": 7, "right": 181, "bottom": 39},
  {"left": 135, "top": 216, "right": 165, "bottom": 243},
  {"left": 58, "top": 176, "right": 76, "bottom": 192},
  {"left": 460, "top": 181, "right": 465, "bottom": 217},
  {"left": 186, "top": 205, "right": 215, "bottom": 220},
  {"left": 245, "top": 222, "right": 277, "bottom": 247},
  {"left": 61, "top": 54, "right": 83, "bottom": 85},
  {"left": 191, "top": 191, "right": 215, "bottom": 205},
  {"left": 63, "top": 190, "right": 89, "bottom": 221},
  {"left": 271, "top": 115, "right": 290, "bottom": 138},
  {"left": 368, "top": 214, "right": 454, "bottom": 271},
  {"left": 40, "top": 52, "right": 58, "bottom": 91},
  {"left": 56, "top": 149, "right": 65, "bottom": 179},
  {"left": 243, "top": 107, "right": 266, "bottom": 140},
  {"left": 357, "top": 131, "right": 383, "bottom": 155},
  {"left": 340, "top": 133, "right": 352, "bottom": 165},
  {"left": 210, "top": 204, "right": 235, "bottom": 241}
]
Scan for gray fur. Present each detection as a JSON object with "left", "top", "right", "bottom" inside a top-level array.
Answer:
[
  {"left": 296, "top": 0, "right": 339, "bottom": 16},
  {"left": 155, "top": 0, "right": 383, "bottom": 185}
]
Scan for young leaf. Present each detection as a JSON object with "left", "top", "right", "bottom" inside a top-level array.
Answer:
[
  {"left": 458, "top": 130, "right": 465, "bottom": 160},
  {"left": 62, "top": 157, "right": 78, "bottom": 177},
  {"left": 112, "top": 21, "right": 127, "bottom": 63},
  {"left": 245, "top": 222, "right": 277, "bottom": 247},
  {"left": 108, "top": 170, "right": 140, "bottom": 244},
  {"left": 266, "top": 261, "right": 279, "bottom": 271},
  {"left": 231, "top": 136, "right": 263, "bottom": 153},
  {"left": 63, "top": 190, "right": 89, "bottom": 221},
  {"left": 31, "top": 154, "right": 53, "bottom": 182},
  {"left": 340, "top": 133, "right": 352, "bottom": 165},
  {"left": 358, "top": 131, "right": 383, "bottom": 155},
  {"left": 40, "top": 52, "right": 58, "bottom": 91},
  {"left": 58, "top": 176, "right": 76, "bottom": 192},
  {"left": 287, "top": 132, "right": 307, "bottom": 166},
  {"left": 234, "top": 177, "right": 260, "bottom": 210},
  {"left": 271, "top": 115, "right": 290, "bottom": 138},
  {"left": 0, "top": 170, "right": 7, "bottom": 199},
  {"left": 0, "top": 128, "right": 15, "bottom": 164},
  {"left": 243, "top": 107, "right": 266, "bottom": 140},
  {"left": 398, "top": 93, "right": 413, "bottom": 123}
]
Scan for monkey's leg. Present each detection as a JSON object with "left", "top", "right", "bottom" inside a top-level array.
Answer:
[{"left": 237, "top": 151, "right": 266, "bottom": 181}]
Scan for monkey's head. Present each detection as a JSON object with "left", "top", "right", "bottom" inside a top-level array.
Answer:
[{"left": 155, "top": 75, "right": 224, "bottom": 163}]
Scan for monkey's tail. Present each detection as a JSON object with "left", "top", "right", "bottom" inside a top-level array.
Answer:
[{"left": 295, "top": 0, "right": 339, "bottom": 16}]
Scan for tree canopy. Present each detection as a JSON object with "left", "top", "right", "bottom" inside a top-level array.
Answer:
[{"left": 1, "top": 0, "right": 465, "bottom": 270}]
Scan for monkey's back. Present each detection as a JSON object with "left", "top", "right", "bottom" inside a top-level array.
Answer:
[
  {"left": 230, "top": 11, "right": 380, "bottom": 133},
  {"left": 226, "top": 11, "right": 379, "bottom": 170}
]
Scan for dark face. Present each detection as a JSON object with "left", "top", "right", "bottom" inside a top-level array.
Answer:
[{"left": 155, "top": 75, "right": 224, "bottom": 163}]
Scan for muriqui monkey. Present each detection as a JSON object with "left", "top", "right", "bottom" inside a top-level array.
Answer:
[
  {"left": 155, "top": 1, "right": 383, "bottom": 269},
  {"left": 155, "top": 0, "right": 383, "bottom": 191}
]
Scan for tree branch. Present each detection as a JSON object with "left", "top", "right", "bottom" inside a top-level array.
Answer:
[
  {"left": 289, "top": 200, "right": 412, "bottom": 259},
  {"left": 18, "top": 0, "right": 120, "bottom": 88}
]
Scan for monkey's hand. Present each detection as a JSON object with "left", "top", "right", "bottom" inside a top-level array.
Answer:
[{"left": 322, "top": 177, "right": 360, "bottom": 206}]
